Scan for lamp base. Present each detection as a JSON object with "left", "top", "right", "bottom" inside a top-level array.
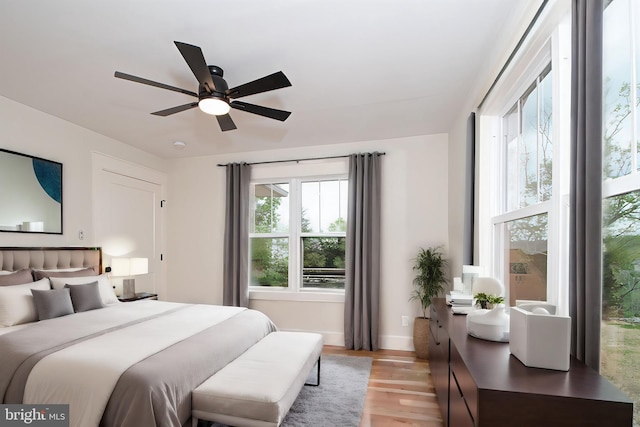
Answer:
[{"left": 123, "top": 278, "right": 136, "bottom": 299}]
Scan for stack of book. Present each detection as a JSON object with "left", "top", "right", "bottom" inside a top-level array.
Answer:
[{"left": 446, "top": 291, "right": 474, "bottom": 314}]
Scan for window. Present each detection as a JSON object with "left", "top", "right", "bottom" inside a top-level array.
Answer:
[
  {"left": 492, "top": 65, "right": 554, "bottom": 306},
  {"left": 249, "top": 177, "right": 348, "bottom": 292},
  {"left": 601, "top": 0, "right": 640, "bottom": 423}
]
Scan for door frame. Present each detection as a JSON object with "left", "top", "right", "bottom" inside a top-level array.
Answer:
[{"left": 91, "top": 152, "right": 167, "bottom": 299}]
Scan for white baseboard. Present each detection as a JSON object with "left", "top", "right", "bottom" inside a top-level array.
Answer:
[
  {"left": 379, "top": 334, "right": 414, "bottom": 351},
  {"left": 280, "top": 328, "right": 415, "bottom": 352}
]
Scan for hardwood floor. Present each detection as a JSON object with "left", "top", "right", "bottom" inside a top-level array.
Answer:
[{"left": 323, "top": 346, "right": 445, "bottom": 427}]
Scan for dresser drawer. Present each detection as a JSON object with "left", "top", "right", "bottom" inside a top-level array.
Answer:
[
  {"left": 449, "top": 342, "right": 478, "bottom": 423},
  {"left": 450, "top": 369, "right": 475, "bottom": 427}
]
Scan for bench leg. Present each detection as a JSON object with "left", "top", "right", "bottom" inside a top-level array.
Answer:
[{"left": 305, "top": 356, "right": 321, "bottom": 387}]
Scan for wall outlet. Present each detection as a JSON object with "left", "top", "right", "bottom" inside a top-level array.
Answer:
[
  {"left": 401, "top": 315, "right": 409, "bottom": 327},
  {"left": 78, "top": 230, "right": 84, "bottom": 240}
]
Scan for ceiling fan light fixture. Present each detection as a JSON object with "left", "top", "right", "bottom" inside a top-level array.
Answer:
[{"left": 198, "top": 97, "right": 230, "bottom": 116}]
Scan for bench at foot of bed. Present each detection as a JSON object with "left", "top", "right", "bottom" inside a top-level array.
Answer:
[{"left": 192, "top": 331, "right": 323, "bottom": 427}]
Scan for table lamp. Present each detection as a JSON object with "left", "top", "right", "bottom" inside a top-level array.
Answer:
[{"left": 111, "top": 257, "right": 148, "bottom": 298}]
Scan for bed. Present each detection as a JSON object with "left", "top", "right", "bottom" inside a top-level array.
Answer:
[{"left": 0, "top": 247, "right": 277, "bottom": 427}]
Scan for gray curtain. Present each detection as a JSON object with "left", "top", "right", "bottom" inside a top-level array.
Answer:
[
  {"left": 223, "top": 162, "right": 251, "bottom": 307},
  {"left": 344, "top": 152, "right": 382, "bottom": 351},
  {"left": 463, "top": 112, "right": 476, "bottom": 265},
  {"left": 569, "top": 0, "right": 603, "bottom": 370}
]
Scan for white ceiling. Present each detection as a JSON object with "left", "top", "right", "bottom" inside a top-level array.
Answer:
[{"left": 0, "top": 0, "right": 533, "bottom": 159}]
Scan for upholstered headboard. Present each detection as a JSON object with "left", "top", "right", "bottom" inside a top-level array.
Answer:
[{"left": 0, "top": 247, "right": 101, "bottom": 273}]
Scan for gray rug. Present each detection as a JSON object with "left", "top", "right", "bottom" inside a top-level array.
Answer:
[{"left": 205, "top": 354, "right": 372, "bottom": 427}]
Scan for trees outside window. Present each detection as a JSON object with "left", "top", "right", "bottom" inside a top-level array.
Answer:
[
  {"left": 601, "top": 1, "right": 640, "bottom": 422},
  {"left": 249, "top": 178, "right": 347, "bottom": 291}
]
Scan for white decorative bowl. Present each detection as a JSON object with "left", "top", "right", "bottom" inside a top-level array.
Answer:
[{"left": 466, "top": 305, "right": 510, "bottom": 342}]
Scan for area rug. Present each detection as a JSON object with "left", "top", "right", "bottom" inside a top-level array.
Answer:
[{"left": 206, "top": 354, "right": 372, "bottom": 427}]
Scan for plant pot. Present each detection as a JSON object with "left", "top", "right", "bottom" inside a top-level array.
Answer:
[{"left": 413, "top": 317, "right": 430, "bottom": 359}]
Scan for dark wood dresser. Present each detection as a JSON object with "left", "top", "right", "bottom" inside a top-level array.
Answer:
[{"left": 429, "top": 298, "right": 633, "bottom": 427}]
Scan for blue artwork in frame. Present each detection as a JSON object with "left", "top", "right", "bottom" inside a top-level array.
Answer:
[{"left": 0, "top": 149, "right": 63, "bottom": 234}]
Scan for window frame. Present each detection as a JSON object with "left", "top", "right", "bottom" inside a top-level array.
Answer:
[
  {"left": 249, "top": 173, "right": 348, "bottom": 302},
  {"left": 478, "top": 12, "right": 572, "bottom": 313}
]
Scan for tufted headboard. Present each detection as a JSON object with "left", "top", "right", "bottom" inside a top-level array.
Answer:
[{"left": 0, "top": 247, "right": 102, "bottom": 273}]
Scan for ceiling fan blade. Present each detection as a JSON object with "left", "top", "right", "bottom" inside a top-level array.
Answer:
[
  {"left": 216, "top": 114, "right": 237, "bottom": 131},
  {"left": 151, "top": 102, "right": 199, "bottom": 116},
  {"left": 226, "top": 71, "right": 292, "bottom": 99},
  {"left": 174, "top": 41, "right": 217, "bottom": 92},
  {"left": 231, "top": 101, "right": 291, "bottom": 121},
  {"left": 114, "top": 71, "right": 197, "bottom": 97}
]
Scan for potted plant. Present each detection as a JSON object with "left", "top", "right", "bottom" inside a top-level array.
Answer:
[
  {"left": 474, "top": 292, "right": 505, "bottom": 310},
  {"left": 410, "top": 246, "right": 448, "bottom": 359}
]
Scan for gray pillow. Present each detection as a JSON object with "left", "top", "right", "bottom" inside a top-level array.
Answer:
[
  {"left": 65, "top": 281, "right": 104, "bottom": 312},
  {"left": 0, "top": 269, "right": 34, "bottom": 286},
  {"left": 31, "top": 288, "right": 74, "bottom": 321}
]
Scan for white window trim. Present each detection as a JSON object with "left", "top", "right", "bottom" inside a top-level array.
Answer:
[
  {"left": 479, "top": 12, "right": 571, "bottom": 312},
  {"left": 248, "top": 172, "right": 348, "bottom": 302}
]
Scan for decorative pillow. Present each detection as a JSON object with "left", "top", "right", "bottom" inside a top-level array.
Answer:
[
  {"left": 0, "top": 269, "right": 34, "bottom": 286},
  {"left": 33, "top": 267, "right": 97, "bottom": 281},
  {"left": 0, "top": 279, "right": 51, "bottom": 326},
  {"left": 65, "top": 281, "right": 104, "bottom": 312},
  {"left": 31, "top": 288, "right": 75, "bottom": 321},
  {"left": 50, "top": 274, "right": 119, "bottom": 305}
]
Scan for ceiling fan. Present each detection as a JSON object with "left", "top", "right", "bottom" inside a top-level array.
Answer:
[{"left": 115, "top": 41, "right": 292, "bottom": 131}]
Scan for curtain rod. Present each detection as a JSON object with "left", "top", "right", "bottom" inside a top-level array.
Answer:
[
  {"left": 216, "top": 152, "right": 386, "bottom": 167},
  {"left": 477, "top": 0, "right": 549, "bottom": 110}
]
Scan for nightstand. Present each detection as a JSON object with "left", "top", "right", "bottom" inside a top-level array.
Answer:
[{"left": 118, "top": 292, "right": 158, "bottom": 302}]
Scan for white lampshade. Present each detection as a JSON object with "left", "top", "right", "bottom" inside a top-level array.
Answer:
[
  {"left": 198, "top": 97, "right": 230, "bottom": 115},
  {"left": 110, "top": 258, "right": 130, "bottom": 277},
  {"left": 130, "top": 258, "right": 148, "bottom": 275},
  {"left": 111, "top": 257, "right": 148, "bottom": 277}
]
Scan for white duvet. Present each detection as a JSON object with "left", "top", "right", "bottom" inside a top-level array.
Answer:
[{"left": 23, "top": 301, "right": 246, "bottom": 427}]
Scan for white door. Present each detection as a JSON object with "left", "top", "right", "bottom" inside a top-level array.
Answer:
[{"left": 93, "top": 154, "right": 166, "bottom": 299}]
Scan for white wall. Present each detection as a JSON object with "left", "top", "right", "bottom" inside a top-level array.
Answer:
[
  {"left": 167, "top": 134, "right": 449, "bottom": 350},
  {"left": 0, "top": 94, "right": 451, "bottom": 351},
  {"left": 0, "top": 95, "right": 167, "bottom": 248}
]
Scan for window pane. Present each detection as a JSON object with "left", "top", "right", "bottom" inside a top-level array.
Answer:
[
  {"left": 636, "top": 0, "right": 640, "bottom": 172},
  {"left": 539, "top": 70, "right": 553, "bottom": 201},
  {"left": 301, "top": 237, "right": 346, "bottom": 289},
  {"left": 301, "top": 181, "right": 319, "bottom": 232},
  {"left": 603, "top": 0, "right": 632, "bottom": 178},
  {"left": 250, "top": 237, "right": 288, "bottom": 287},
  {"left": 506, "top": 214, "right": 548, "bottom": 306},
  {"left": 520, "top": 85, "right": 539, "bottom": 208},
  {"left": 252, "top": 183, "right": 289, "bottom": 233},
  {"left": 504, "top": 68, "right": 552, "bottom": 212},
  {"left": 602, "top": 190, "right": 640, "bottom": 424},
  {"left": 301, "top": 179, "right": 347, "bottom": 233},
  {"left": 340, "top": 180, "right": 349, "bottom": 221}
]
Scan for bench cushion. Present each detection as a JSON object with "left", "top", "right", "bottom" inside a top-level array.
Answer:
[{"left": 192, "top": 331, "right": 323, "bottom": 427}]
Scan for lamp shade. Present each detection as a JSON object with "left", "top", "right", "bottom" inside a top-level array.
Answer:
[
  {"left": 110, "top": 258, "right": 131, "bottom": 277},
  {"left": 111, "top": 258, "right": 148, "bottom": 276},
  {"left": 130, "top": 258, "right": 148, "bottom": 275}
]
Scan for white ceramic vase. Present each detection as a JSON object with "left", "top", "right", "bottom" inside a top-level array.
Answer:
[{"left": 466, "top": 304, "right": 510, "bottom": 342}]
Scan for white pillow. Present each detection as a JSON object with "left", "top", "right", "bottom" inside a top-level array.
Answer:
[
  {"left": 50, "top": 274, "right": 119, "bottom": 305},
  {"left": 0, "top": 278, "right": 51, "bottom": 327},
  {"left": 0, "top": 270, "right": 14, "bottom": 275}
]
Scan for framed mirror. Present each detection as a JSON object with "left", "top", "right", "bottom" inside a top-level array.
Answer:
[{"left": 0, "top": 149, "right": 63, "bottom": 234}]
